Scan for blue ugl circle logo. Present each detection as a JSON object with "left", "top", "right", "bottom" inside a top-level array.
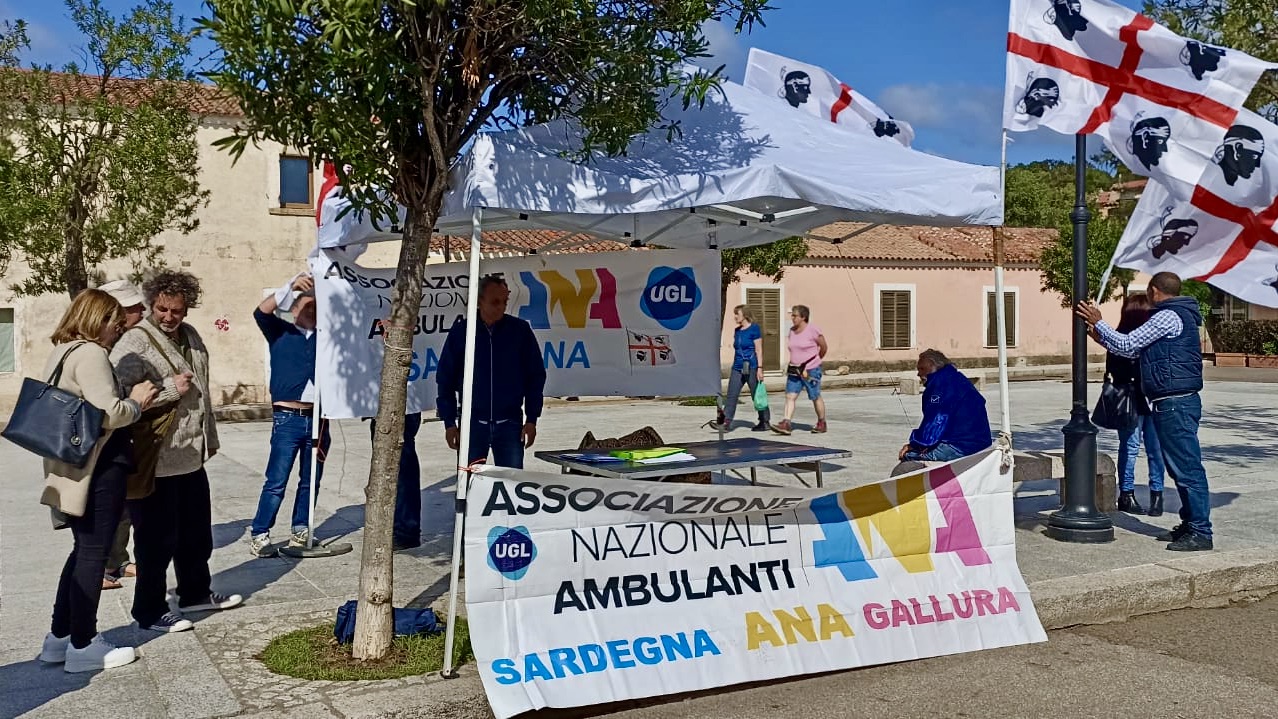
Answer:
[
  {"left": 640, "top": 266, "right": 702, "bottom": 331},
  {"left": 487, "top": 526, "right": 536, "bottom": 580}
]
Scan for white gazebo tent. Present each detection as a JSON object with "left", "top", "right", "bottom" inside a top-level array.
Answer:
[{"left": 315, "top": 74, "right": 1005, "bottom": 673}]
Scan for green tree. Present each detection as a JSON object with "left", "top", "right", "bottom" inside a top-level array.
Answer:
[
  {"left": 201, "top": 0, "right": 772, "bottom": 660},
  {"left": 1145, "top": 0, "right": 1278, "bottom": 118},
  {"left": 1004, "top": 159, "right": 1135, "bottom": 306},
  {"left": 719, "top": 237, "right": 808, "bottom": 328},
  {"left": 0, "top": 20, "right": 29, "bottom": 277},
  {"left": 0, "top": 0, "right": 208, "bottom": 298}
]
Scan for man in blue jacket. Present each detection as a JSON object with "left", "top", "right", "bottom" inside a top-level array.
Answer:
[
  {"left": 436, "top": 275, "right": 546, "bottom": 468},
  {"left": 898, "top": 349, "right": 992, "bottom": 463}
]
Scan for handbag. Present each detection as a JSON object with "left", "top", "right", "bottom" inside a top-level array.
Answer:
[
  {"left": 786, "top": 354, "right": 817, "bottom": 380},
  {"left": 2, "top": 342, "right": 105, "bottom": 467},
  {"left": 752, "top": 380, "right": 769, "bottom": 411},
  {"left": 1091, "top": 374, "right": 1139, "bottom": 431},
  {"left": 125, "top": 327, "right": 184, "bottom": 499}
]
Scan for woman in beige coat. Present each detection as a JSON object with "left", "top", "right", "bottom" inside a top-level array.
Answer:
[{"left": 36, "top": 290, "right": 157, "bottom": 673}]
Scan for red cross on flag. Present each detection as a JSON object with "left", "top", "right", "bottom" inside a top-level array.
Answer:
[
  {"left": 1004, "top": 0, "right": 1277, "bottom": 200},
  {"left": 1112, "top": 108, "right": 1278, "bottom": 308},
  {"left": 744, "top": 48, "right": 915, "bottom": 148}
]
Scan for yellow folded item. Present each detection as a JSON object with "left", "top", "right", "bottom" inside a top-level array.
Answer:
[{"left": 609, "top": 446, "right": 686, "bottom": 461}]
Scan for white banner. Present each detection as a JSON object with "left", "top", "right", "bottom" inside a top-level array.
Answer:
[
  {"left": 313, "top": 249, "right": 722, "bottom": 419},
  {"left": 744, "top": 48, "right": 915, "bottom": 147},
  {"left": 464, "top": 450, "right": 1046, "bottom": 718}
]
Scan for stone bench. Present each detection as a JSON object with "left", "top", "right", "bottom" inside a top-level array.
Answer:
[
  {"left": 892, "top": 448, "right": 1117, "bottom": 512},
  {"left": 1012, "top": 449, "right": 1117, "bottom": 512},
  {"left": 897, "top": 373, "right": 985, "bottom": 395}
]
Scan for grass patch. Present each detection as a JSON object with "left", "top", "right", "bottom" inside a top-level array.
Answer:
[
  {"left": 677, "top": 395, "right": 718, "bottom": 406},
  {"left": 258, "top": 618, "right": 473, "bottom": 681}
]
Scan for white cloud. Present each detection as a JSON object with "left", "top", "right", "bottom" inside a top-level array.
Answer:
[{"left": 693, "top": 20, "right": 747, "bottom": 80}]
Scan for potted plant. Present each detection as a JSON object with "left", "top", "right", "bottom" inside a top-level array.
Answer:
[{"left": 1248, "top": 340, "right": 1278, "bottom": 369}]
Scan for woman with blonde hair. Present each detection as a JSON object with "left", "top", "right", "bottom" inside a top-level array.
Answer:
[
  {"left": 36, "top": 289, "right": 157, "bottom": 673},
  {"left": 712, "top": 304, "right": 771, "bottom": 431}
]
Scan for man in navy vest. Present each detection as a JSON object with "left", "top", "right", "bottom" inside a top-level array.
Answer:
[{"left": 1077, "top": 272, "right": 1212, "bottom": 552}]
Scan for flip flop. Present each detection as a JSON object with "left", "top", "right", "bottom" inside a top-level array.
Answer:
[
  {"left": 102, "top": 576, "right": 123, "bottom": 591},
  {"left": 119, "top": 562, "right": 137, "bottom": 578}
]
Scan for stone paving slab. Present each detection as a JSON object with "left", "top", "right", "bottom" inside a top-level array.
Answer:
[{"left": 3, "top": 378, "right": 1278, "bottom": 718}]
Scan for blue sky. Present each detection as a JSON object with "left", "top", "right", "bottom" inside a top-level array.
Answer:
[{"left": 4, "top": 0, "right": 1147, "bottom": 167}]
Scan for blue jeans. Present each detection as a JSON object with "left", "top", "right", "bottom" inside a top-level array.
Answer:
[
  {"left": 251, "top": 411, "right": 331, "bottom": 536},
  {"left": 902, "top": 442, "right": 966, "bottom": 462},
  {"left": 724, "top": 363, "right": 770, "bottom": 425},
  {"left": 468, "top": 420, "right": 525, "bottom": 468},
  {"left": 1150, "top": 393, "right": 1212, "bottom": 538},
  {"left": 785, "top": 366, "right": 823, "bottom": 400},
  {"left": 370, "top": 413, "right": 422, "bottom": 546},
  {"left": 1118, "top": 413, "right": 1165, "bottom": 493}
]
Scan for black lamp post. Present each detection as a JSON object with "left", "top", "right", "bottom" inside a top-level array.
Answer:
[{"left": 1047, "top": 134, "right": 1114, "bottom": 543}]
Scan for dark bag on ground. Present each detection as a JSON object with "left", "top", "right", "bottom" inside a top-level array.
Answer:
[
  {"left": 1092, "top": 376, "right": 1139, "bottom": 431},
  {"left": 2, "top": 342, "right": 104, "bottom": 467},
  {"left": 333, "top": 600, "right": 442, "bottom": 644}
]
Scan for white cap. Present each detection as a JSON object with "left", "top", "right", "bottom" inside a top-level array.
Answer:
[{"left": 99, "top": 280, "right": 145, "bottom": 308}]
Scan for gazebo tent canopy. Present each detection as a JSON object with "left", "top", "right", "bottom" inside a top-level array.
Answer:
[{"left": 317, "top": 74, "right": 1002, "bottom": 251}]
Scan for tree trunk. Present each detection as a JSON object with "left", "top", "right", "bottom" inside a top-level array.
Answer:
[
  {"left": 63, "top": 181, "right": 91, "bottom": 298},
  {"left": 351, "top": 206, "right": 433, "bottom": 660}
]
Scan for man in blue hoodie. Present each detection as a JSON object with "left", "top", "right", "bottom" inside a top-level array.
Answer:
[
  {"left": 1077, "top": 271, "right": 1212, "bottom": 552},
  {"left": 437, "top": 275, "right": 546, "bottom": 468},
  {"left": 898, "top": 349, "right": 992, "bottom": 463}
]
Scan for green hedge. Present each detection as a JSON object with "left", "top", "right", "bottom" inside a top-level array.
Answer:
[{"left": 1216, "top": 320, "right": 1278, "bottom": 355}]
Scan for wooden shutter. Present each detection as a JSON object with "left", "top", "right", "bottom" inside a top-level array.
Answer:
[
  {"left": 745, "top": 288, "right": 782, "bottom": 371},
  {"left": 986, "top": 291, "right": 1017, "bottom": 347},
  {"left": 879, "top": 290, "right": 911, "bottom": 349}
]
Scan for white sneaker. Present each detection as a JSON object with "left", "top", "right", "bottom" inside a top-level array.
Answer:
[
  {"left": 249, "top": 532, "right": 273, "bottom": 557},
  {"left": 181, "top": 592, "right": 244, "bottom": 613},
  {"left": 63, "top": 634, "right": 137, "bottom": 673},
  {"left": 38, "top": 632, "right": 69, "bottom": 663},
  {"left": 288, "top": 528, "right": 310, "bottom": 548},
  {"left": 139, "top": 611, "right": 194, "bottom": 633}
]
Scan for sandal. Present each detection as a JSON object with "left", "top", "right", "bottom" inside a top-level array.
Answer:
[
  {"left": 118, "top": 562, "right": 137, "bottom": 578},
  {"left": 102, "top": 576, "right": 123, "bottom": 591}
]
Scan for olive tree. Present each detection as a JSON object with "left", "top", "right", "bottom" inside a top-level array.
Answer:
[{"left": 201, "top": 0, "right": 771, "bottom": 660}]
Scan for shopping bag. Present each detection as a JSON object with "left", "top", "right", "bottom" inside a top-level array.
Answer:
[{"left": 752, "top": 381, "right": 769, "bottom": 411}]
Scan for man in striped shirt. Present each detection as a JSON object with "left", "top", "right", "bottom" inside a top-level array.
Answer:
[{"left": 1076, "top": 272, "right": 1213, "bottom": 552}]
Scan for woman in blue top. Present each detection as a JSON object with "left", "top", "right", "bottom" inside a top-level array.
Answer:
[{"left": 713, "top": 305, "right": 770, "bottom": 431}]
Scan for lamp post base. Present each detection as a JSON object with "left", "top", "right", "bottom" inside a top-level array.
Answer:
[{"left": 1046, "top": 511, "right": 1115, "bottom": 543}]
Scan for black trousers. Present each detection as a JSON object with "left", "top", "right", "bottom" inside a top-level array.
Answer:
[
  {"left": 128, "top": 467, "right": 214, "bottom": 626},
  {"left": 51, "top": 431, "right": 130, "bottom": 648}
]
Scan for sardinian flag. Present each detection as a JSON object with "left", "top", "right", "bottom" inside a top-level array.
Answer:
[
  {"left": 744, "top": 48, "right": 915, "bottom": 147},
  {"left": 1004, "top": 0, "right": 1277, "bottom": 200},
  {"left": 315, "top": 160, "right": 404, "bottom": 253},
  {"left": 1112, "top": 108, "right": 1278, "bottom": 308}
]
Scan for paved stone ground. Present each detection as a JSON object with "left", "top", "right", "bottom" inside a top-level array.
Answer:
[{"left": 2, "top": 373, "right": 1277, "bottom": 718}]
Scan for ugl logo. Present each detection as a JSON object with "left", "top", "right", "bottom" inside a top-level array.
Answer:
[
  {"left": 487, "top": 526, "right": 537, "bottom": 580},
  {"left": 640, "top": 266, "right": 702, "bottom": 331}
]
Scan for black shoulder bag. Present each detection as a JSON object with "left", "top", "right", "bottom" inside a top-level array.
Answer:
[
  {"left": 1091, "top": 373, "right": 1139, "bottom": 432},
  {"left": 2, "top": 342, "right": 106, "bottom": 467}
]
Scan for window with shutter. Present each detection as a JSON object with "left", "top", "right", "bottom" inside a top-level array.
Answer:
[
  {"left": 745, "top": 288, "right": 782, "bottom": 371},
  {"left": 985, "top": 291, "right": 1018, "bottom": 348},
  {"left": 878, "top": 290, "right": 912, "bottom": 350}
]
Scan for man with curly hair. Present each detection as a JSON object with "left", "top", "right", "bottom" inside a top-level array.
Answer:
[{"left": 111, "top": 271, "right": 242, "bottom": 634}]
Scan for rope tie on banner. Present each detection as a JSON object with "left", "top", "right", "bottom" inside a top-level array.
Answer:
[
  {"left": 996, "top": 431, "right": 1014, "bottom": 472},
  {"left": 377, "top": 320, "right": 416, "bottom": 354},
  {"left": 457, "top": 460, "right": 487, "bottom": 473}
]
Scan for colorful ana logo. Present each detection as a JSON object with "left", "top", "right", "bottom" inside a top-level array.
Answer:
[
  {"left": 809, "top": 464, "right": 991, "bottom": 582},
  {"left": 640, "top": 266, "right": 702, "bottom": 331},
  {"left": 487, "top": 526, "right": 537, "bottom": 580},
  {"left": 518, "top": 269, "right": 621, "bottom": 330}
]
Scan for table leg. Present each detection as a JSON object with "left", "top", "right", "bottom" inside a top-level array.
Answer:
[
  {"left": 815, "top": 464, "right": 823, "bottom": 488},
  {"left": 750, "top": 467, "right": 757, "bottom": 486}
]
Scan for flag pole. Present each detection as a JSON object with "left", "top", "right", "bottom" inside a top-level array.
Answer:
[
  {"left": 1047, "top": 134, "right": 1113, "bottom": 543},
  {"left": 994, "top": 131, "right": 1013, "bottom": 442}
]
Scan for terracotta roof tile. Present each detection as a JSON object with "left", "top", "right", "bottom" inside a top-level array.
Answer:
[
  {"left": 806, "top": 223, "right": 1056, "bottom": 264},
  {"left": 11, "top": 69, "right": 242, "bottom": 117}
]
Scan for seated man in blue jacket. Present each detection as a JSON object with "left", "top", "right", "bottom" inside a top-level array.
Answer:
[
  {"left": 436, "top": 275, "right": 547, "bottom": 468},
  {"left": 898, "top": 349, "right": 992, "bottom": 463}
]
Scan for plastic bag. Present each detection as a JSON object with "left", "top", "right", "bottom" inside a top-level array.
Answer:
[{"left": 753, "top": 381, "right": 769, "bottom": 411}]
